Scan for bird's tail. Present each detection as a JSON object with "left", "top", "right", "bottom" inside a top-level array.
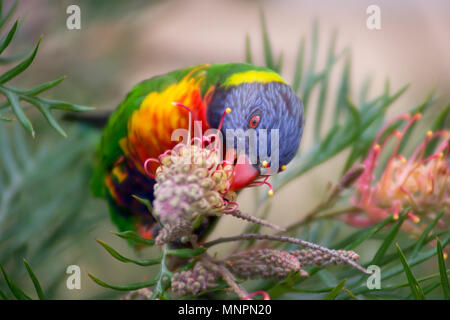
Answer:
[{"left": 63, "top": 109, "right": 114, "bottom": 128}]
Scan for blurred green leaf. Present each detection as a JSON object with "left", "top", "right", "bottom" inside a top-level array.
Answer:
[
  {"left": 301, "top": 19, "right": 319, "bottom": 110},
  {"left": 114, "top": 230, "right": 155, "bottom": 246},
  {"left": 397, "top": 92, "right": 435, "bottom": 154},
  {"left": 0, "top": 287, "right": 8, "bottom": 300},
  {"left": 97, "top": 239, "right": 161, "bottom": 266},
  {"left": 0, "top": 0, "right": 17, "bottom": 30},
  {"left": 412, "top": 211, "right": 444, "bottom": 256},
  {"left": 425, "top": 103, "right": 450, "bottom": 156},
  {"left": 0, "top": 122, "right": 101, "bottom": 298},
  {"left": 395, "top": 243, "right": 426, "bottom": 300},
  {"left": 324, "top": 278, "right": 346, "bottom": 300},
  {"left": 88, "top": 273, "right": 157, "bottom": 292},
  {"left": 422, "top": 281, "right": 441, "bottom": 296},
  {"left": 0, "top": 5, "right": 92, "bottom": 137},
  {"left": 0, "top": 86, "right": 35, "bottom": 136},
  {"left": 166, "top": 247, "right": 206, "bottom": 258},
  {"left": 245, "top": 34, "right": 252, "bottom": 64},
  {"left": 333, "top": 52, "right": 351, "bottom": 124},
  {"left": 132, "top": 195, "right": 153, "bottom": 213},
  {"left": 343, "top": 288, "right": 357, "bottom": 300},
  {"left": 0, "top": 265, "right": 31, "bottom": 300},
  {"left": 151, "top": 246, "right": 173, "bottom": 299},
  {"left": 339, "top": 216, "right": 395, "bottom": 250},
  {"left": 436, "top": 241, "right": 450, "bottom": 299},
  {"left": 370, "top": 214, "right": 406, "bottom": 265},
  {"left": 259, "top": 9, "right": 275, "bottom": 71},
  {"left": 0, "top": 37, "right": 41, "bottom": 84},
  {"left": 0, "top": 20, "right": 17, "bottom": 54},
  {"left": 23, "top": 259, "right": 46, "bottom": 300},
  {"left": 314, "top": 30, "right": 338, "bottom": 141},
  {"left": 291, "top": 38, "right": 305, "bottom": 94}
]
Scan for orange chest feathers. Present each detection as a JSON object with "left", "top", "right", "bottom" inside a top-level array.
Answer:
[{"left": 119, "top": 72, "right": 214, "bottom": 175}]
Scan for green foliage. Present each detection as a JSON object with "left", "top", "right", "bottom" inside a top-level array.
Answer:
[
  {"left": 436, "top": 240, "right": 450, "bottom": 299},
  {"left": 324, "top": 278, "right": 346, "bottom": 300},
  {"left": 0, "top": 259, "right": 45, "bottom": 300},
  {"left": 0, "top": 0, "right": 102, "bottom": 299},
  {"left": 89, "top": 231, "right": 208, "bottom": 299},
  {"left": 396, "top": 243, "right": 425, "bottom": 300},
  {"left": 23, "top": 258, "right": 46, "bottom": 300},
  {"left": 88, "top": 273, "right": 157, "bottom": 292},
  {"left": 114, "top": 230, "right": 155, "bottom": 246},
  {"left": 96, "top": 239, "right": 161, "bottom": 266},
  {"left": 0, "top": 121, "right": 102, "bottom": 298},
  {"left": 0, "top": 0, "right": 92, "bottom": 137}
]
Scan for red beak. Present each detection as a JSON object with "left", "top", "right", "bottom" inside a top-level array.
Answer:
[{"left": 229, "top": 154, "right": 260, "bottom": 191}]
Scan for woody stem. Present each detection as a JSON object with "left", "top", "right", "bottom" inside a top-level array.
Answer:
[{"left": 202, "top": 257, "right": 249, "bottom": 299}]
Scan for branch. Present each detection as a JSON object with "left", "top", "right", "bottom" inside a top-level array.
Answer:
[
  {"left": 202, "top": 258, "right": 249, "bottom": 299},
  {"left": 224, "top": 209, "right": 285, "bottom": 232}
]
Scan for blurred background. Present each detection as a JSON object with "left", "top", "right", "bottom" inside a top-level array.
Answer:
[{"left": 0, "top": 0, "right": 449, "bottom": 299}]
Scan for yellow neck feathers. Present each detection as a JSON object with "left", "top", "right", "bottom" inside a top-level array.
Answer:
[{"left": 223, "top": 70, "right": 285, "bottom": 87}]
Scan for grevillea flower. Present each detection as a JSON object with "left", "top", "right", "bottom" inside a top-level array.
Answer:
[
  {"left": 242, "top": 291, "right": 270, "bottom": 300},
  {"left": 289, "top": 249, "right": 360, "bottom": 267},
  {"left": 171, "top": 261, "right": 219, "bottom": 297},
  {"left": 225, "top": 249, "right": 307, "bottom": 280},
  {"left": 344, "top": 113, "right": 449, "bottom": 232},
  {"left": 121, "top": 288, "right": 154, "bottom": 300},
  {"left": 149, "top": 142, "right": 237, "bottom": 245}
]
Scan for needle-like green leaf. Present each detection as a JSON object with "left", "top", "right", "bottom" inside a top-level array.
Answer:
[
  {"left": 412, "top": 210, "right": 444, "bottom": 257},
  {"left": 88, "top": 273, "right": 157, "bottom": 291},
  {"left": 259, "top": 8, "right": 275, "bottom": 70},
  {"left": 291, "top": 38, "right": 305, "bottom": 94},
  {"left": 113, "top": 230, "right": 155, "bottom": 246},
  {"left": 166, "top": 247, "right": 206, "bottom": 258},
  {"left": 0, "top": 265, "right": 32, "bottom": 300},
  {"left": 339, "top": 216, "right": 394, "bottom": 250},
  {"left": 0, "top": 20, "right": 18, "bottom": 55},
  {"left": 245, "top": 34, "right": 252, "bottom": 64},
  {"left": 324, "top": 278, "right": 346, "bottom": 300},
  {"left": 21, "top": 76, "right": 66, "bottom": 96},
  {"left": 0, "top": 86, "right": 34, "bottom": 137},
  {"left": 0, "top": 0, "right": 17, "bottom": 30},
  {"left": 96, "top": 239, "right": 161, "bottom": 266},
  {"left": 395, "top": 243, "right": 426, "bottom": 300},
  {"left": 436, "top": 240, "right": 450, "bottom": 299},
  {"left": 0, "top": 37, "right": 41, "bottom": 84},
  {"left": 425, "top": 103, "right": 450, "bottom": 156},
  {"left": 23, "top": 258, "right": 46, "bottom": 300},
  {"left": 0, "top": 287, "right": 9, "bottom": 300},
  {"left": 370, "top": 213, "right": 406, "bottom": 266}
]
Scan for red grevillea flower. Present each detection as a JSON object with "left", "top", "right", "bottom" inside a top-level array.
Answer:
[
  {"left": 241, "top": 291, "right": 270, "bottom": 300},
  {"left": 343, "top": 113, "right": 449, "bottom": 233}
]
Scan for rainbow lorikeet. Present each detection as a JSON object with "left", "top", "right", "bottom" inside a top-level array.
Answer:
[{"left": 91, "top": 63, "right": 305, "bottom": 240}]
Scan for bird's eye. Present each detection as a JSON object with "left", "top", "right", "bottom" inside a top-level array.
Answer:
[{"left": 249, "top": 115, "right": 261, "bottom": 129}]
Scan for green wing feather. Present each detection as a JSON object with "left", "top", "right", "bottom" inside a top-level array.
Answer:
[{"left": 91, "top": 65, "right": 198, "bottom": 196}]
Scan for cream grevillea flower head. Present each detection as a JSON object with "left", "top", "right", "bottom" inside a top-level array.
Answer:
[{"left": 147, "top": 141, "right": 237, "bottom": 245}]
